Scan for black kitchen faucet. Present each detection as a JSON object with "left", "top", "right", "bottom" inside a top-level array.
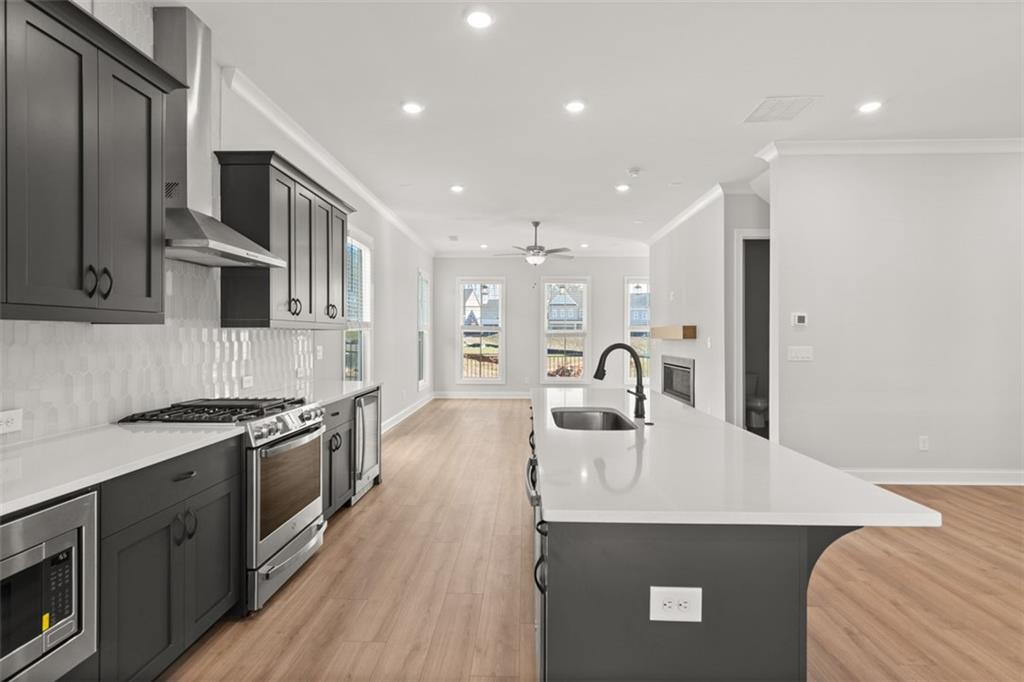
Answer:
[{"left": 593, "top": 343, "right": 647, "bottom": 420}]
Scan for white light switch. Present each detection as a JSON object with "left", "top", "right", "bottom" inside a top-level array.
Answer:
[
  {"left": 650, "top": 586, "right": 702, "bottom": 622},
  {"left": 316, "top": 345, "right": 324, "bottom": 360},
  {"left": 787, "top": 345, "right": 814, "bottom": 362}
]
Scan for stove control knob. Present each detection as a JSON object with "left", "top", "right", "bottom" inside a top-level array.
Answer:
[
  {"left": 254, "top": 425, "right": 267, "bottom": 440},
  {"left": 268, "top": 422, "right": 280, "bottom": 436},
  {"left": 300, "top": 411, "right": 312, "bottom": 422}
]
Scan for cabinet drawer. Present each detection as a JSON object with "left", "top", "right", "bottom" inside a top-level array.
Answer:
[
  {"left": 101, "top": 437, "right": 242, "bottom": 538},
  {"left": 323, "top": 397, "right": 354, "bottom": 431}
]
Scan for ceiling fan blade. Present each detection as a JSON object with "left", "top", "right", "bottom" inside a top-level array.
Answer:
[
  {"left": 544, "top": 247, "right": 571, "bottom": 255},
  {"left": 492, "top": 253, "right": 525, "bottom": 257},
  {"left": 549, "top": 254, "right": 575, "bottom": 260},
  {"left": 511, "top": 245, "right": 528, "bottom": 252}
]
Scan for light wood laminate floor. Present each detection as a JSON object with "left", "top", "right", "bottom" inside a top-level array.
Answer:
[{"left": 164, "top": 399, "right": 1023, "bottom": 681}]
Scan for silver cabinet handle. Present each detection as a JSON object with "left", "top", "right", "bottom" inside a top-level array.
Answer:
[
  {"left": 355, "top": 400, "right": 366, "bottom": 480},
  {"left": 525, "top": 457, "right": 540, "bottom": 507},
  {"left": 259, "top": 426, "right": 325, "bottom": 459}
]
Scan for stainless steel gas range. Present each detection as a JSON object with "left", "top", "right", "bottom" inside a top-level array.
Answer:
[{"left": 121, "top": 397, "right": 327, "bottom": 611}]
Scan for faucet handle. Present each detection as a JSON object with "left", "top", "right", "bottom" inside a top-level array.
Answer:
[{"left": 627, "top": 389, "right": 646, "bottom": 399}]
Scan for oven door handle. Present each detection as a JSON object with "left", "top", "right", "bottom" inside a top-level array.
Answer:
[
  {"left": 262, "top": 519, "right": 326, "bottom": 580},
  {"left": 0, "top": 543, "right": 46, "bottom": 579},
  {"left": 259, "top": 425, "right": 325, "bottom": 459}
]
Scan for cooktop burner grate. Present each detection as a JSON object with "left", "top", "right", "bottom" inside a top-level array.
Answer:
[{"left": 120, "top": 397, "right": 306, "bottom": 424}]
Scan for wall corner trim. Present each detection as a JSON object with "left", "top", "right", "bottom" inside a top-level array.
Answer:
[
  {"left": 647, "top": 184, "right": 725, "bottom": 245},
  {"left": 222, "top": 67, "right": 435, "bottom": 255},
  {"left": 768, "top": 138, "right": 1023, "bottom": 158},
  {"left": 755, "top": 142, "right": 779, "bottom": 164}
]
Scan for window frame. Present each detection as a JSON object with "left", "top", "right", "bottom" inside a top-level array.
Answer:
[
  {"left": 344, "top": 230, "right": 373, "bottom": 383},
  {"left": 456, "top": 277, "right": 507, "bottom": 385},
  {"left": 417, "top": 269, "right": 430, "bottom": 392},
  {"left": 540, "top": 276, "right": 591, "bottom": 384},
  {"left": 624, "top": 275, "right": 651, "bottom": 385}
]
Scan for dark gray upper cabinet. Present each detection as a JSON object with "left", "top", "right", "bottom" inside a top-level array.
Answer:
[
  {"left": 216, "top": 151, "right": 354, "bottom": 329},
  {"left": 2, "top": 0, "right": 184, "bottom": 324}
]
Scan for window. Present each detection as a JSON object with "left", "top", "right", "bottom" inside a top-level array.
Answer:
[
  {"left": 344, "top": 235, "right": 372, "bottom": 382},
  {"left": 543, "top": 279, "right": 588, "bottom": 381},
  {"left": 417, "top": 270, "right": 430, "bottom": 391},
  {"left": 625, "top": 277, "right": 651, "bottom": 383},
  {"left": 458, "top": 278, "right": 504, "bottom": 383}
]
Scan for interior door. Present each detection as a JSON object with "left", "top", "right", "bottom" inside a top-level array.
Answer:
[
  {"left": 312, "top": 196, "right": 331, "bottom": 323},
  {"left": 292, "top": 184, "right": 316, "bottom": 323},
  {"left": 4, "top": 2, "right": 99, "bottom": 309},
  {"left": 96, "top": 53, "right": 163, "bottom": 313}
]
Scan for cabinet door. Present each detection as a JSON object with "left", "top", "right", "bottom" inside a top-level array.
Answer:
[
  {"left": 96, "top": 53, "right": 163, "bottom": 313},
  {"left": 268, "top": 168, "right": 295, "bottom": 322},
  {"left": 183, "top": 476, "right": 241, "bottom": 644},
  {"left": 4, "top": 1, "right": 99, "bottom": 309},
  {"left": 329, "top": 207, "right": 348, "bottom": 321},
  {"left": 313, "top": 196, "right": 332, "bottom": 323},
  {"left": 292, "top": 184, "right": 317, "bottom": 323},
  {"left": 100, "top": 504, "right": 185, "bottom": 681},
  {"left": 323, "top": 422, "right": 353, "bottom": 517}
]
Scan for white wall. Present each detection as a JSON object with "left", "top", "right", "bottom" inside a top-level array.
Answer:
[
  {"left": 769, "top": 148, "right": 1023, "bottom": 480},
  {"left": 432, "top": 257, "right": 648, "bottom": 396},
  {"left": 649, "top": 193, "right": 727, "bottom": 418}
]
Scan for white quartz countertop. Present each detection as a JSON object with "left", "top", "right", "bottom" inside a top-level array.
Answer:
[
  {"left": 310, "top": 380, "right": 380, "bottom": 406},
  {"left": 531, "top": 387, "right": 941, "bottom": 527},
  {"left": 0, "top": 423, "right": 243, "bottom": 517}
]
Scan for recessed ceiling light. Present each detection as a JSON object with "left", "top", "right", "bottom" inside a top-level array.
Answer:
[
  {"left": 564, "top": 100, "right": 586, "bottom": 114},
  {"left": 858, "top": 100, "right": 883, "bottom": 114},
  {"left": 480, "top": 244, "right": 488, "bottom": 249},
  {"left": 615, "top": 184, "right": 631, "bottom": 193},
  {"left": 402, "top": 101, "right": 425, "bottom": 115},
  {"left": 450, "top": 184, "right": 465, "bottom": 194},
  {"left": 633, "top": 220, "right": 644, "bottom": 225},
  {"left": 465, "top": 9, "right": 493, "bottom": 29},
  {"left": 580, "top": 243, "right": 590, "bottom": 249}
]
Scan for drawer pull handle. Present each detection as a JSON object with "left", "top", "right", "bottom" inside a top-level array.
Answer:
[
  {"left": 172, "top": 513, "right": 185, "bottom": 545},
  {"left": 184, "top": 509, "right": 198, "bottom": 539},
  {"left": 173, "top": 470, "right": 197, "bottom": 482}
]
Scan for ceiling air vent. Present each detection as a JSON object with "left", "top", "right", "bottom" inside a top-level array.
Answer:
[{"left": 744, "top": 96, "right": 817, "bottom": 123}]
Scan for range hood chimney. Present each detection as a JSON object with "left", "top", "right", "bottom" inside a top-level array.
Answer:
[{"left": 153, "top": 7, "right": 285, "bottom": 269}]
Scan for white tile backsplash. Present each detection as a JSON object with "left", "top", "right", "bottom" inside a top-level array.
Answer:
[{"left": 0, "top": 261, "right": 313, "bottom": 445}]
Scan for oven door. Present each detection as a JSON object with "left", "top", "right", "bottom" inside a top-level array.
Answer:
[{"left": 248, "top": 425, "right": 325, "bottom": 568}]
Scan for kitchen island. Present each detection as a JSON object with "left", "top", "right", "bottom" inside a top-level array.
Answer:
[{"left": 529, "top": 387, "right": 941, "bottom": 681}]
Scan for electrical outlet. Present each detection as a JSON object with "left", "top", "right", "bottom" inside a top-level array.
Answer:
[
  {"left": 918, "top": 435, "right": 930, "bottom": 452},
  {"left": 316, "top": 345, "right": 324, "bottom": 360},
  {"left": 650, "top": 586, "right": 702, "bottom": 622},
  {"left": 705, "top": 336, "right": 712, "bottom": 349},
  {"left": 242, "top": 376, "right": 254, "bottom": 389},
  {"left": 0, "top": 409, "right": 24, "bottom": 435}
]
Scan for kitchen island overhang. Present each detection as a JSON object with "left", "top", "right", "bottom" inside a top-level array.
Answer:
[{"left": 528, "top": 387, "right": 941, "bottom": 681}]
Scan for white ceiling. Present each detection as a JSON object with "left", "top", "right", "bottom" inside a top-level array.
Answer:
[{"left": 189, "top": 1, "right": 1022, "bottom": 256}]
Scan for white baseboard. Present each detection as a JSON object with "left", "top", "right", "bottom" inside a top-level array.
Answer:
[
  {"left": 433, "top": 391, "right": 531, "bottom": 400},
  {"left": 844, "top": 468, "right": 1024, "bottom": 486},
  {"left": 382, "top": 394, "right": 433, "bottom": 433}
]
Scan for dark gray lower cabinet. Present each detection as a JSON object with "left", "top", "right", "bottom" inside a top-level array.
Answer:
[
  {"left": 99, "top": 503, "right": 184, "bottom": 681},
  {"left": 323, "top": 421, "right": 354, "bottom": 518},
  {"left": 97, "top": 439, "right": 242, "bottom": 681}
]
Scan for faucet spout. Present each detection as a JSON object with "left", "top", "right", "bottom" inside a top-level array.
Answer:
[{"left": 593, "top": 343, "right": 647, "bottom": 420}]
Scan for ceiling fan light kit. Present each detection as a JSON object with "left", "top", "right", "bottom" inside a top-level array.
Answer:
[{"left": 496, "top": 220, "right": 574, "bottom": 266}]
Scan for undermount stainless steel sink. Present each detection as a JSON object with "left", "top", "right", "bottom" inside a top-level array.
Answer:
[{"left": 551, "top": 407, "right": 638, "bottom": 431}]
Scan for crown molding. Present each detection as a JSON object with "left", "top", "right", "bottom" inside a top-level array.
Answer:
[
  {"left": 222, "top": 67, "right": 433, "bottom": 254},
  {"left": 647, "top": 184, "right": 724, "bottom": 245},
  {"left": 758, "top": 138, "right": 1023, "bottom": 163}
]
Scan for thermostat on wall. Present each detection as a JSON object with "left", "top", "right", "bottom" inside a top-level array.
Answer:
[{"left": 791, "top": 313, "right": 808, "bottom": 327}]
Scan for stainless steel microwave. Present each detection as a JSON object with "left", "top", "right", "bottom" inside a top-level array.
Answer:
[
  {"left": 0, "top": 493, "right": 97, "bottom": 681},
  {"left": 662, "top": 356, "right": 695, "bottom": 407}
]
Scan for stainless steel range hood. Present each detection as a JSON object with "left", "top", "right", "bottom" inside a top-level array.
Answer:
[{"left": 153, "top": 7, "right": 285, "bottom": 269}]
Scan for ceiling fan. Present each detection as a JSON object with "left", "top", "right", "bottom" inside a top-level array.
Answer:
[{"left": 493, "top": 221, "right": 574, "bottom": 266}]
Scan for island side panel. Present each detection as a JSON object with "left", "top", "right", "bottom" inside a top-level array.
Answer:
[{"left": 544, "top": 522, "right": 857, "bottom": 681}]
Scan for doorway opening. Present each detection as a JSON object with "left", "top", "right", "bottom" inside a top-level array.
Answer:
[{"left": 742, "top": 239, "right": 770, "bottom": 438}]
